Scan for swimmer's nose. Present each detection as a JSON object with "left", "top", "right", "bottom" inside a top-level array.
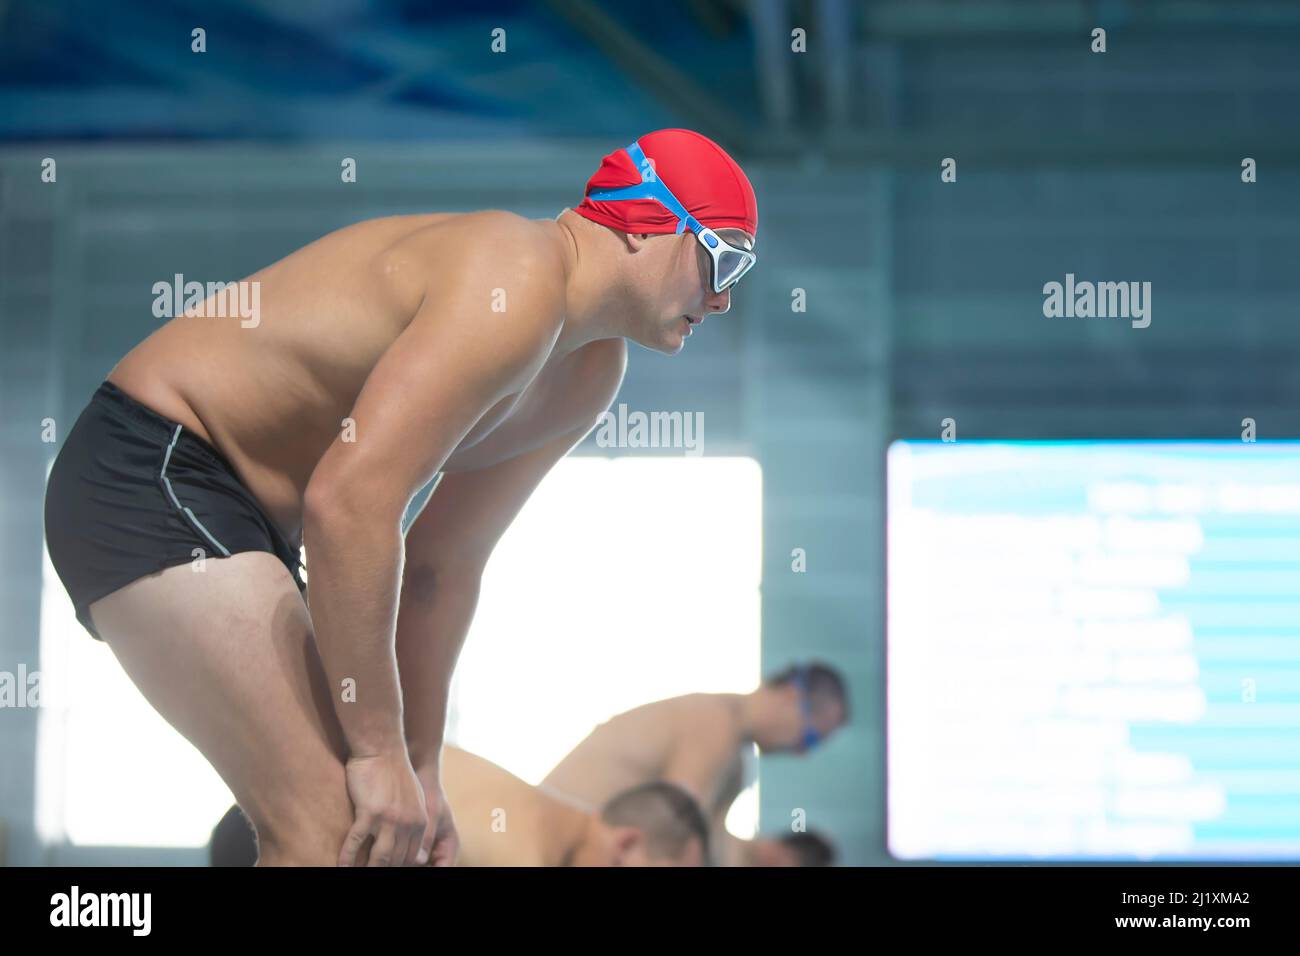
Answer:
[{"left": 706, "top": 288, "right": 732, "bottom": 316}]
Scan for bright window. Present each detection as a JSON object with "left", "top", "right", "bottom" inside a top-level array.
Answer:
[
  {"left": 37, "top": 544, "right": 232, "bottom": 847},
  {"left": 450, "top": 456, "right": 763, "bottom": 837}
]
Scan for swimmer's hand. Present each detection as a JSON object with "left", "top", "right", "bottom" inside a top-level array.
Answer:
[
  {"left": 413, "top": 762, "right": 460, "bottom": 867},
  {"left": 339, "top": 751, "right": 430, "bottom": 867}
]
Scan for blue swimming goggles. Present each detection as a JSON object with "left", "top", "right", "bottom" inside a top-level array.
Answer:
[
  {"left": 587, "top": 140, "right": 757, "bottom": 295},
  {"left": 792, "top": 666, "right": 823, "bottom": 752}
]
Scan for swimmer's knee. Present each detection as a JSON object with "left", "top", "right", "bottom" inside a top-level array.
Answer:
[
  {"left": 255, "top": 840, "right": 345, "bottom": 867},
  {"left": 254, "top": 820, "right": 355, "bottom": 867},
  {"left": 248, "top": 787, "right": 359, "bottom": 867}
]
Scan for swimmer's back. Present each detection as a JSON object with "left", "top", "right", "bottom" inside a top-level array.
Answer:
[
  {"left": 108, "top": 211, "right": 565, "bottom": 537},
  {"left": 542, "top": 693, "right": 738, "bottom": 806},
  {"left": 441, "top": 745, "right": 562, "bottom": 866}
]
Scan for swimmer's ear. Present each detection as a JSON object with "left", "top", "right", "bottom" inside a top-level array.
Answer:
[{"left": 609, "top": 825, "right": 643, "bottom": 864}]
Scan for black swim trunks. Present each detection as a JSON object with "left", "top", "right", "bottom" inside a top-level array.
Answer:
[{"left": 44, "top": 381, "right": 306, "bottom": 641}]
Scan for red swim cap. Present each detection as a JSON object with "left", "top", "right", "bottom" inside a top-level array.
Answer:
[{"left": 574, "top": 128, "right": 758, "bottom": 238}]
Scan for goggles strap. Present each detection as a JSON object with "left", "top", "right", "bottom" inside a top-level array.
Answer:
[{"left": 586, "top": 141, "right": 705, "bottom": 237}]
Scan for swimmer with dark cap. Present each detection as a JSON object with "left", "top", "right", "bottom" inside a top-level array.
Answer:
[
  {"left": 45, "top": 130, "right": 757, "bottom": 866},
  {"left": 439, "top": 746, "right": 710, "bottom": 866}
]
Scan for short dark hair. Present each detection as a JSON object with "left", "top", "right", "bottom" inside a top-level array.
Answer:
[
  {"left": 767, "top": 661, "right": 849, "bottom": 720},
  {"left": 209, "top": 804, "right": 258, "bottom": 867},
  {"left": 601, "top": 782, "right": 710, "bottom": 863},
  {"left": 780, "top": 830, "right": 837, "bottom": 867}
]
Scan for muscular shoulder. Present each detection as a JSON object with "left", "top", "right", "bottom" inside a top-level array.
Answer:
[{"left": 390, "top": 210, "right": 568, "bottom": 327}]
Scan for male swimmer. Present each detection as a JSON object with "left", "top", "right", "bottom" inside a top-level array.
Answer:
[
  {"left": 439, "top": 746, "right": 708, "bottom": 866},
  {"left": 542, "top": 663, "right": 848, "bottom": 866},
  {"left": 43, "top": 129, "right": 758, "bottom": 866},
  {"left": 210, "top": 746, "right": 710, "bottom": 867}
]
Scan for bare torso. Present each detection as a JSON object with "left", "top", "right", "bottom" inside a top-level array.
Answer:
[
  {"left": 441, "top": 745, "right": 587, "bottom": 866},
  {"left": 541, "top": 693, "right": 746, "bottom": 818},
  {"left": 108, "top": 211, "right": 609, "bottom": 544}
]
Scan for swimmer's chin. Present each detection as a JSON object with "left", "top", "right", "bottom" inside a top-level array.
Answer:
[
  {"left": 637, "top": 326, "right": 689, "bottom": 356},
  {"left": 641, "top": 335, "right": 687, "bottom": 356}
]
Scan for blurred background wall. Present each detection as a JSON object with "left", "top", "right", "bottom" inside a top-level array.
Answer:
[{"left": 2, "top": 0, "right": 1298, "bottom": 866}]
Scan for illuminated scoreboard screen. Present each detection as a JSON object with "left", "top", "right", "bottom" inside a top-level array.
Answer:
[{"left": 886, "top": 441, "right": 1300, "bottom": 861}]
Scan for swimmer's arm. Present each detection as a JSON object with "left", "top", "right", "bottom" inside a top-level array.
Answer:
[
  {"left": 710, "top": 805, "right": 748, "bottom": 867},
  {"left": 398, "top": 341, "right": 628, "bottom": 765},
  {"left": 706, "top": 751, "right": 748, "bottom": 865},
  {"left": 302, "top": 229, "right": 562, "bottom": 758},
  {"left": 396, "top": 424, "right": 597, "bottom": 764}
]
